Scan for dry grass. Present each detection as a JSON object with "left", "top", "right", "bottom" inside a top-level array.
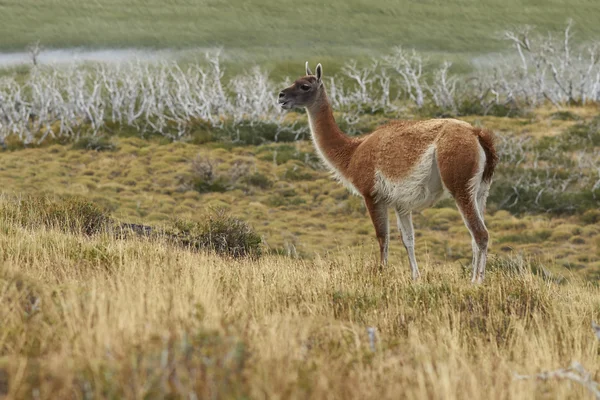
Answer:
[{"left": 0, "top": 197, "right": 599, "bottom": 399}]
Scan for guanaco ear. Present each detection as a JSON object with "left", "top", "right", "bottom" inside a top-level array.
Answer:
[
  {"left": 315, "top": 63, "right": 323, "bottom": 82},
  {"left": 305, "top": 61, "right": 313, "bottom": 76}
]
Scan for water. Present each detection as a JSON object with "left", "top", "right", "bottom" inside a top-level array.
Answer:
[{"left": 0, "top": 48, "right": 189, "bottom": 68}]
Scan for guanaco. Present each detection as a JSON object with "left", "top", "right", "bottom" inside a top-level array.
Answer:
[{"left": 278, "top": 62, "right": 498, "bottom": 283}]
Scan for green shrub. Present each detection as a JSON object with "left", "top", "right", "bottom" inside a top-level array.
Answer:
[
  {"left": 489, "top": 122, "right": 600, "bottom": 215},
  {"left": 256, "top": 144, "right": 320, "bottom": 166},
  {"left": 266, "top": 188, "right": 306, "bottom": 207},
  {"left": 217, "top": 121, "right": 308, "bottom": 145},
  {"left": 243, "top": 172, "right": 273, "bottom": 189},
  {"left": 489, "top": 174, "right": 599, "bottom": 215},
  {"left": 192, "top": 177, "right": 229, "bottom": 193},
  {"left": 537, "top": 116, "right": 600, "bottom": 152},
  {"left": 71, "top": 136, "right": 117, "bottom": 151},
  {"left": 549, "top": 111, "right": 581, "bottom": 121},
  {"left": 283, "top": 165, "right": 315, "bottom": 181},
  {"left": 166, "top": 208, "right": 262, "bottom": 258}
]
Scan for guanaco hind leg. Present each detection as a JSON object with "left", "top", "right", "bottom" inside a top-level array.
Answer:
[
  {"left": 436, "top": 135, "right": 490, "bottom": 283},
  {"left": 364, "top": 196, "right": 389, "bottom": 268},
  {"left": 395, "top": 210, "right": 420, "bottom": 280},
  {"left": 456, "top": 196, "right": 489, "bottom": 283}
]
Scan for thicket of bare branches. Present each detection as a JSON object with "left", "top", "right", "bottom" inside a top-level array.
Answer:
[
  {"left": 0, "top": 51, "right": 294, "bottom": 146},
  {"left": 1, "top": 23, "right": 599, "bottom": 146}
]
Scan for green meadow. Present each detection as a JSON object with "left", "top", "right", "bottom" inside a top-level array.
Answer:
[{"left": 2, "top": 0, "right": 600, "bottom": 76}]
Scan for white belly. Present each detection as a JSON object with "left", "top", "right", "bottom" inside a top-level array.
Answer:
[{"left": 372, "top": 145, "right": 446, "bottom": 212}]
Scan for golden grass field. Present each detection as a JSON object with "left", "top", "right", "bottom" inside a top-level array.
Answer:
[
  {"left": 0, "top": 104, "right": 599, "bottom": 398},
  {"left": 0, "top": 195, "right": 599, "bottom": 399}
]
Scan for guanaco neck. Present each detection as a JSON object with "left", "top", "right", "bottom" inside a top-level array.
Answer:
[{"left": 305, "top": 89, "right": 358, "bottom": 175}]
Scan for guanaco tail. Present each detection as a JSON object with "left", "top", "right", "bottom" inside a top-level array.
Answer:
[{"left": 278, "top": 62, "right": 498, "bottom": 283}]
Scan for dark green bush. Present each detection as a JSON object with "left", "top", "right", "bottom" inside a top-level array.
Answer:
[
  {"left": 71, "top": 136, "right": 116, "bottom": 151},
  {"left": 256, "top": 144, "right": 320, "bottom": 166},
  {"left": 217, "top": 121, "right": 308, "bottom": 145},
  {"left": 489, "top": 119, "right": 600, "bottom": 215},
  {"left": 488, "top": 174, "right": 599, "bottom": 215},
  {"left": 243, "top": 172, "right": 273, "bottom": 189},
  {"left": 192, "top": 177, "right": 229, "bottom": 193},
  {"left": 537, "top": 115, "right": 600, "bottom": 152},
  {"left": 417, "top": 98, "right": 529, "bottom": 118},
  {"left": 549, "top": 111, "right": 581, "bottom": 121}
]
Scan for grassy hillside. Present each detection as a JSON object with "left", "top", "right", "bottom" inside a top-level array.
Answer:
[
  {"left": 0, "top": 196, "right": 599, "bottom": 399},
  {"left": 1, "top": 0, "right": 600, "bottom": 70},
  {"left": 1, "top": 105, "right": 599, "bottom": 279},
  {"left": 0, "top": 1, "right": 599, "bottom": 398}
]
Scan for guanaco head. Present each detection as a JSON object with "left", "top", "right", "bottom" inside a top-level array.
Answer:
[{"left": 278, "top": 62, "right": 323, "bottom": 110}]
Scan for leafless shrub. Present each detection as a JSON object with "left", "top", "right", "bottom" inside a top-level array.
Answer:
[
  {"left": 383, "top": 47, "right": 426, "bottom": 108},
  {"left": 228, "top": 160, "right": 254, "bottom": 182},
  {"left": 500, "top": 20, "right": 600, "bottom": 106},
  {"left": 191, "top": 155, "right": 216, "bottom": 183},
  {"left": 426, "top": 61, "right": 458, "bottom": 113},
  {"left": 0, "top": 50, "right": 286, "bottom": 145},
  {"left": 26, "top": 41, "right": 42, "bottom": 66}
]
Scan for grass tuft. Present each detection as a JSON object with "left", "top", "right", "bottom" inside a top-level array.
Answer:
[{"left": 0, "top": 194, "right": 111, "bottom": 235}]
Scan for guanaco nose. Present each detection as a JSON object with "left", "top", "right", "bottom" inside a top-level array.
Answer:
[{"left": 278, "top": 91, "right": 285, "bottom": 99}]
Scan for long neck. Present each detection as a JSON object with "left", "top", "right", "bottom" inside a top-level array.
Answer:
[{"left": 306, "top": 90, "right": 357, "bottom": 174}]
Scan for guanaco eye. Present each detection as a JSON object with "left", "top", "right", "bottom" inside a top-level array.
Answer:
[{"left": 300, "top": 84, "right": 311, "bottom": 91}]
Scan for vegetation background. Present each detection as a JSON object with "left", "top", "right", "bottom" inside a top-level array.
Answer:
[{"left": 0, "top": 1, "right": 599, "bottom": 399}]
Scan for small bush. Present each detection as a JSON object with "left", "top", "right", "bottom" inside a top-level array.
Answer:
[
  {"left": 217, "top": 121, "right": 308, "bottom": 145},
  {"left": 266, "top": 188, "right": 306, "bottom": 207},
  {"left": 166, "top": 208, "right": 262, "bottom": 258},
  {"left": 189, "top": 155, "right": 229, "bottom": 193},
  {"left": 489, "top": 123, "right": 600, "bottom": 215},
  {"left": 549, "top": 111, "right": 581, "bottom": 121},
  {"left": 284, "top": 165, "right": 315, "bottom": 181},
  {"left": 581, "top": 209, "right": 600, "bottom": 225},
  {"left": 537, "top": 116, "right": 600, "bottom": 151},
  {"left": 256, "top": 144, "right": 320, "bottom": 166},
  {"left": 489, "top": 175, "right": 599, "bottom": 215},
  {"left": 0, "top": 195, "right": 111, "bottom": 235},
  {"left": 71, "top": 136, "right": 116, "bottom": 151},
  {"left": 244, "top": 172, "right": 273, "bottom": 189}
]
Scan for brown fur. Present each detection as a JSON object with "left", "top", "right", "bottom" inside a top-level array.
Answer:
[
  {"left": 279, "top": 65, "right": 497, "bottom": 282},
  {"left": 475, "top": 128, "right": 498, "bottom": 183}
]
